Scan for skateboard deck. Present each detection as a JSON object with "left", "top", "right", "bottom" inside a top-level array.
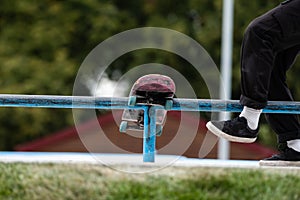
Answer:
[{"left": 119, "top": 74, "right": 175, "bottom": 135}]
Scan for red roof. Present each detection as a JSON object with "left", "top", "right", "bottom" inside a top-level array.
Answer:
[{"left": 15, "top": 111, "right": 276, "bottom": 159}]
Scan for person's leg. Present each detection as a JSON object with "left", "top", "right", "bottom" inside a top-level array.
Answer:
[
  {"left": 239, "top": 8, "right": 282, "bottom": 109},
  {"left": 240, "top": 1, "right": 300, "bottom": 131},
  {"left": 242, "top": 0, "right": 300, "bottom": 147},
  {"left": 206, "top": 6, "right": 282, "bottom": 143},
  {"left": 259, "top": 45, "right": 300, "bottom": 166},
  {"left": 240, "top": 0, "right": 300, "bottom": 109},
  {"left": 207, "top": 1, "right": 300, "bottom": 143},
  {"left": 265, "top": 45, "right": 300, "bottom": 144}
]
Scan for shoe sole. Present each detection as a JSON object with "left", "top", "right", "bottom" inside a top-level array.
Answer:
[
  {"left": 259, "top": 160, "right": 300, "bottom": 167},
  {"left": 206, "top": 121, "right": 257, "bottom": 143}
]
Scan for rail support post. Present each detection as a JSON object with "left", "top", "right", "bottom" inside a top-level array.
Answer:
[{"left": 143, "top": 106, "right": 157, "bottom": 162}]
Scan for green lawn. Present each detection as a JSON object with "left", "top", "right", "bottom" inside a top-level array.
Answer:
[{"left": 0, "top": 162, "right": 300, "bottom": 200}]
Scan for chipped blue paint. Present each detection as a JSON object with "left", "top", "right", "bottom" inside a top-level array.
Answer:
[
  {"left": 0, "top": 95, "right": 299, "bottom": 114},
  {"left": 0, "top": 94, "right": 300, "bottom": 162},
  {"left": 146, "top": 107, "right": 158, "bottom": 162},
  {"left": 142, "top": 107, "right": 151, "bottom": 162}
]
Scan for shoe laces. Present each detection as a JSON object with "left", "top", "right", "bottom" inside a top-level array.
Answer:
[{"left": 226, "top": 117, "right": 246, "bottom": 128}]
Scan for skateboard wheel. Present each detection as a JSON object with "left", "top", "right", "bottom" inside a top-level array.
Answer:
[
  {"left": 165, "top": 100, "right": 173, "bottom": 110},
  {"left": 128, "top": 96, "right": 137, "bottom": 106},
  {"left": 119, "top": 121, "right": 128, "bottom": 133},
  {"left": 156, "top": 125, "right": 163, "bottom": 136}
]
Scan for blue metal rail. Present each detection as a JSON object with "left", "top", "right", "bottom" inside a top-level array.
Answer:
[
  {"left": 1, "top": 94, "right": 300, "bottom": 113},
  {"left": 0, "top": 94, "right": 300, "bottom": 162}
]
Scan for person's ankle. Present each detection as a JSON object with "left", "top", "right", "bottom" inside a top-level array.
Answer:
[{"left": 239, "top": 106, "right": 262, "bottom": 130}]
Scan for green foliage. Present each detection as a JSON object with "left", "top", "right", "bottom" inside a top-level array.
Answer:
[
  {"left": 0, "top": 0, "right": 298, "bottom": 150},
  {"left": 1, "top": 163, "right": 300, "bottom": 200},
  {"left": 0, "top": 0, "right": 135, "bottom": 149}
]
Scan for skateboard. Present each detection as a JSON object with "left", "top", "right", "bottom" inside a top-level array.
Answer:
[{"left": 119, "top": 74, "right": 176, "bottom": 136}]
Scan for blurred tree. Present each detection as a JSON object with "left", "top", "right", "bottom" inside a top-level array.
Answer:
[{"left": 0, "top": 0, "right": 136, "bottom": 149}]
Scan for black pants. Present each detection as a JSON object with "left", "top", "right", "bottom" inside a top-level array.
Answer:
[{"left": 239, "top": 0, "right": 300, "bottom": 142}]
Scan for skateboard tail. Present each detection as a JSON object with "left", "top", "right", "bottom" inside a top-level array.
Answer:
[{"left": 132, "top": 74, "right": 176, "bottom": 94}]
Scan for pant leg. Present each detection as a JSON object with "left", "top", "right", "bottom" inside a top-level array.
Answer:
[
  {"left": 240, "top": 1, "right": 300, "bottom": 109},
  {"left": 265, "top": 45, "right": 300, "bottom": 142}
]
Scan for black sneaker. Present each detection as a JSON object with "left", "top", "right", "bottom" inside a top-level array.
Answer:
[
  {"left": 206, "top": 117, "right": 258, "bottom": 143},
  {"left": 259, "top": 143, "right": 300, "bottom": 167}
]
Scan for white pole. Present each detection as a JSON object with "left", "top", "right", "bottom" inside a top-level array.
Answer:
[{"left": 218, "top": 0, "right": 234, "bottom": 160}]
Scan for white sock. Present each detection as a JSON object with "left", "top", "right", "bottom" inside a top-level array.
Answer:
[
  {"left": 287, "top": 139, "right": 300, "bottom": 152},
  {"left": 239, "top": 106, "right": 262, "bottom": 130}
]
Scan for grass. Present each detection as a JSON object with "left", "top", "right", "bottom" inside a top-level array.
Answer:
[{"left": 1, "top": 162, "right": 300, "bottom": 200}]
